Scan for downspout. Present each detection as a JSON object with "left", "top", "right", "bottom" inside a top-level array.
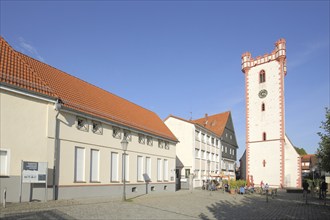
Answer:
[{"left": 53, "top": 99, "right": 62, "bottom": 200}]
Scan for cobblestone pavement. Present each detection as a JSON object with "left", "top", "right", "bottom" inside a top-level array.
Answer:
[{"left": 1, "top": 189, "right": 329, "bottom": 219}]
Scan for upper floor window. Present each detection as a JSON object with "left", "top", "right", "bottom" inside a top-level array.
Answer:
[
  {"left": 77, "top": 117, "right": 88, "bottom": 132},
  {"left": 147, "top": 136, "right": 153, "bottom": 146},
  {"left": 259, "top": 70, "right": 266, "bottom": 83},
  {"left": 123, "top": 130, "right": 132, "bottom": 142},
  {"left": 138, "top": 134, "right": 145, "bottom": 144},
  {"left": 195, "top": 131, "right": 200, "bottom": 141},
  {"left": 92, "top": 121, "right": 102, "bottom": 135},
  {"left": 112, "top": 126, "right": 121, "bottom": 139}
]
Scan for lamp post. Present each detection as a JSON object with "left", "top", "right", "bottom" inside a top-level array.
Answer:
[{"left": 121, "top": 139, "right": 128, "bottom": 201}]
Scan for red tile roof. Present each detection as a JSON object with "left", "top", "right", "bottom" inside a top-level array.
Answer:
[
  {"left": 0, "top": 36, "right": 177, "bottom": 142},
  {"left": 192, "top": 112, "right": 230, "bottom": 137},
  {"left": 166, "top": 111, "right": 231, "bottom": 137}
]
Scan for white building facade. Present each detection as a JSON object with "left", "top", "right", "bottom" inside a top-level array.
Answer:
[
  {"left": 241, "top": 39, "right": 301, "bottom": 188},
  {"left": 165, "top": 112, "right": 238, "bottom": 189},
  {"left": 0, "top": 37, "right": 178, "bottom": 203}
]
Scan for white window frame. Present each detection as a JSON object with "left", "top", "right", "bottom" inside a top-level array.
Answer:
[
  {"left": 157, "top": 158, "right": 162, "bottom": 181},
  {"left": 138, "top": 134, "right": 145, "bottom": 144},
  {"left": 163, "top": 159, "right": 169, "bottom": 181},
  {"left": 137, "top": 156, "right": 144, "bottom": 181},
  {"left": 75, "top": 147, "right": 85, "bottom": 182},
  {"left": 111, "top": 152, "right": 119, "bottom": 182},
  {"left": 146, "top": 157, "right": 151, "bottom": 180},
  {"left": 0, "top": 149, "right": 10, "bottom": 176},
  {"left": 123, "top": 153, "right": 129, "bottom": 181},
  {"left": 90, "top": 149, "right": 100, "bottom": 182}
]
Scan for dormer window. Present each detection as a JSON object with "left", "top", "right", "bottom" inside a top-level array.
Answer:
[
  {"left": 77, "top": 117, "right": 88, "bottom": 132},
  {"left": 92, "top": 121, "right": 102, "bottom": 135},
  {"left": 259, "top": 70, "right": 266, "bottom": 83}
]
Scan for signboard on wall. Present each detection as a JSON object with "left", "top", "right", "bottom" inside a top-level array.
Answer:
[{"left": 22, "top": 161, "right": 47, "bottom": 183}]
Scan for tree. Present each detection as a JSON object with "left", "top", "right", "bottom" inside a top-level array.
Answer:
[
  {"left": 316, "top": 108, "right": 330, "bottom": 172},
  {"left": 295, "top": 147, "right": 307, "bottom": 155}
]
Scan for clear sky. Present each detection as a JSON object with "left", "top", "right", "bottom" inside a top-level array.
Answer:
[{"left": 1, "top": 0, "right": 329, "bottom": 162}]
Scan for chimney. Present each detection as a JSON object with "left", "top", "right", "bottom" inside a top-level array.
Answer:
[{"left": 204, "top": 113, "right": 208, "bottom": 126}]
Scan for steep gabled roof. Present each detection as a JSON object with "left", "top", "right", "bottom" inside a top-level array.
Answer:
[
  {"left": 192, "top": 111, "right": 231, "bottom": 137},
  {"left": 0, "top": 37, "right": 55, "bottom": 97},
  {"left": 0, "top": 36, "right": 177, "bottom": 142}
]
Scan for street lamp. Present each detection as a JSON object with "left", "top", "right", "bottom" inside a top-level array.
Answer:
[{"left": 121, "top": 138, "right": 128, "bottom": 201}]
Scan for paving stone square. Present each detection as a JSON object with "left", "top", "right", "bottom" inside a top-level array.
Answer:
[{"left": 1, "top": 189, "right": 329, "bottom": 219}]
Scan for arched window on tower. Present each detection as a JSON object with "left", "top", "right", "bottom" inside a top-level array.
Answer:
[
  {"left": 259, "top": 70, "right": 266, "bottom": 83},
  {"left": 261, "top": 103, "right": 265, "bottom": 111},
  {"left": 263, "top": 132, "right": 267, "bottom": 141}
]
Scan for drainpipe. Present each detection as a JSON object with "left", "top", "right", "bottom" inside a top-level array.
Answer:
[{"left": 53, "top": 99, "right": 62, "bottom": 200}]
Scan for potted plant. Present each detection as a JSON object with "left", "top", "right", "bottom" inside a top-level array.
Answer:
[{"left": 229, "top": 179, "right": 238, "bottom": 194}]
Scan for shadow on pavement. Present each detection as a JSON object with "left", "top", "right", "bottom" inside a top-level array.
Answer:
[
  {"left": 2, "top": 209, "right": 75, "bottom": 220},
  {"left": 205, "top": 193, "right": 330, "bottom": 220}
]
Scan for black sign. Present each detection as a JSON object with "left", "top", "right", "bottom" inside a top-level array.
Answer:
[{"left": 23, "top": 162, "right": 38, "bottom": 171}]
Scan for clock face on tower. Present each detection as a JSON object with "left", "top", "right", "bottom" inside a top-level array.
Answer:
[{"left": 258, "top": 89, "right": 268, "bottom": 98}]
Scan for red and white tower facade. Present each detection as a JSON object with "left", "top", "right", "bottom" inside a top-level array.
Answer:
[{"left": 242, "top": 39, "right": 301, "bottom": 188}]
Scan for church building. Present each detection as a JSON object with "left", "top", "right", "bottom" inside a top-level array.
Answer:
[{"left": 240, "top": 39, "right": 301, "bottom": 188}]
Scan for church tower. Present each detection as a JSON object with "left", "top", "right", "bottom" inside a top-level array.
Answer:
[{"left": 241, "top": 39, "right": 301, "bottom": 188}]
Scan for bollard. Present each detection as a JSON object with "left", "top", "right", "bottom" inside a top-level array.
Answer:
[
  {"left": 3, "top": 188, "right": 6, "bottom": 208},
  {"left": 266, "top": 189, "right": 268, "bottom": 203}
]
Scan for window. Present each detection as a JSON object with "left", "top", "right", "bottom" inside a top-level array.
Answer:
[
  {"left": 259, "top": 70, "right": 266, "bottom": 83},
  {"left": 75, "top": 147, "right": 85, "bottom": 182},
  {"left": 185, "top": 169, "right": 190, "bottom": 178},
  {"left": 90, "top": 149, "right": 99, "bottom": 182},
  {"left": 195, "top": 131, "right": 200, "bottom": 141},
  {"left": 207, "top": 136, "right": 210, "bottom": 144},
  {"left": 92, "top": 121, "right": 102, "bottom": 134},
  {"left": 163, "top": 159, "right": 169, "bottom": 181},
  {"left": 201, "top": 133, "right": 205, "bottom": 143},
  {"left": 111, "top": 152, "right": 119, "bottom": 181},
  {"left": 123, "top": 130, "right": 132, "bottom": 142},
  {"left": 222, "top": 145, "right": 224, "bottom": 152},
  {"left": 147, "top": 136, "right": 153, "bottom": 146},
  {"left": 262, "top": 103, "right": 265, "bottom": 111},
  {"left": 164, "top": 141, "right": 169, "bottom": 150},
  {"left": 201, "top": 150, "right": 205, "bottom": 159},
  {"left": 137, "top": 156, "right": 144, "bottom": 181},
  {"left": 138, "top": 134, "right": 145, "bottom": 144},
  {"left": 0, "top": 149, "right": 9, "bottom": 176},
  {"left": 77, "top": 117, "right": 88, "bottom": 131},
  {"left": 195, "top": 148, "right": 200, "bottom": 158},
  {"left": 123, "top": 154, "right": 129, "bottom": 181},
  {"left": 112, "top": 126, "right": 121, "bottom": 139},
  {"left": 263, "top": 132, "right": 267, "bottom": 141},
  {"left": 211, "top": 138, "right": 215, "bottom": 145},
  {"left": 225, "top": 147, "right": 227, "bottom": 153},
  {"left": 157, "top": 159, "right": 162, "bottom": 181},
  {"left": 146, "top": 157, "right": 151, "bottom": 180},
  {"left": 216, "top": 139, "right": 219, "bottom": 146},
  {"left": 158, "top": 140, "right": 165, "bottom": 148}
]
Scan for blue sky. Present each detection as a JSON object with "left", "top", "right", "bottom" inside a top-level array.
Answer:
[{"left": 1, "top": 0, "right": 329, "bottom": 161}]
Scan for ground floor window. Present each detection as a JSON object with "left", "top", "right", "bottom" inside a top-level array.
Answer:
[
  {"left": 75, "top": 147, "right": 85, "bottom": 182},
  {"left": 0, "top": 149, "right": 9, "bottom": 176}
]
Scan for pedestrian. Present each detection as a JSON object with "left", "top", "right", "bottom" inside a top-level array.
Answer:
[
  {"left": 302, "top": 180, "right": 309, "bottom": 198},
  {"left": 260, "top": 180, "right": 264, "bottom": 191},
  {"left": 321, "top": 180, "right": 327, "bottom": 199},
  {"left": 265, "top": 183, "right": 269, "bottom": 193}
]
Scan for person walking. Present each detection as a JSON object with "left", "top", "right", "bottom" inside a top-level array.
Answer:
[{"left": 302, "top": 180, "right": 309, "bottom": 198}]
